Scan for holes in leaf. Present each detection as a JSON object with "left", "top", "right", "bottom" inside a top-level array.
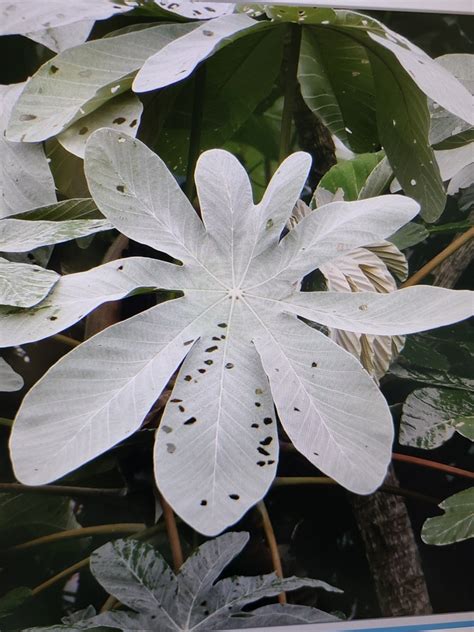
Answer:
[
  {"left": 257, "top": 447, "right": 270, "bottom": 456},
  {"left": 198, "top": 368, "right": 206, "bottom": 374},
  {"left": 266, "top": 218, "right": 274, "bottom": 230},
  {"left": 251, "top": 423, "right": 259, "bottom": 429},
  {"left": 220, "top": 335, "right": 226, "bottom": 340},
  {"left": 183, "top": 339, "right": 193, "bottom": 346},
  {"left": 170, "top": 398, "right": 182, "bottom": 403},
  {"left": 19, "top": 114, "right": 37, "bottom": 121},
  {"left": 117, "top": 265, "right": 124, "bottom": 271},
  {"left": 203, "top": 29, "right": 214, "bottom": 36},
  {"left": 254, "top": 402, "right": 261, "bottom": 407},
  {"left": 49, "top": 65, "right": 59, "bottom": 74},
  {"left": 205, "top": 346, "right": 218, "bottom": 353},
  {"left": 311, "top": 362, "right": 318, "bottom": 368},
  {"left": 178, "top": 405, "right": 185, "bottom": 413},
  {"left": 116, "top": 185, "right": 125, "bottom": 193},
  {"left": 225, "top": 363, "right": 234, "bottom": 369},
  {"left": 200, "top": 499, "right": 207, "bottom": 506},
  {"left": 166, "top": 443, "right": 176, "bottom": 454},
  {"left": 257, "top": 461, "right": 265, "bottom": 467},
  {"left": 263, "top": 417, "right": 273, "bottom": 425},
  {"left": 161, "top": 425, "right": 173, "bottom": 434},
  {"left": 294, "top": 407, "right": 300, "bottom": 412},
  {"left": 78, "top": 127, "right": 88, "bottom": 135},
  {"left": 130, "top": 119, "right": 138, "bottom": 128},
  {"left": 184, "top": 375, "right": 192, "bottom": 382},
  {"left": 204, "top": 359, "right": 213, "bottom": 366},
  {"left": 218, "top": 323, "right": 227, "bottom": 328},
  {"left": 358, "top": 304, "right": 368, "bottom": 311},
  {"left": 212, "top": 336, "right": 220, "bottom": 341},
  {"left": 113, "top": 117, "right": 126, "bottom": 125},
  {"left": 313, "top": 452, "right": 319, "bottom": 456},
  {"left": 229, "top": 494, "right": 240, "bottom": 501},
  {"left": 255, "top": 388, "right": 263, "bottom": 395},
  {"left": 49, "top": 316, "right": 58, "bottom": 321},
  {"left": 184, "top": 417, "right": 197, "bottom": 425},
  {"left": 267, "top": 460, "right": 275, "bottom": 465},
  {"left": 260, "top": 436, "right": 272, "bottom": 446}
]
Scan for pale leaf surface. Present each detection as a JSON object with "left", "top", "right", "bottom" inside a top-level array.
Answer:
[
  {"left": 0, "top": 258, "right": 59, "bottom": 308},
  {"left": 10, "top": 130, "right": 473, "bottom": 536},
  {"left": 0, "top": 357, "right": 23, "bottom": 392}
]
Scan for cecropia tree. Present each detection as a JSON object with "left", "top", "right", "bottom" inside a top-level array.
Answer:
[{"left": 8, "top": 129, "right": 473, "bottom": 536}]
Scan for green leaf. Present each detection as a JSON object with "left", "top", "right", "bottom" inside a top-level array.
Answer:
[
  {"left": 422, "top": 487, "right": 474, "bottom": 546},
  {"left": 368, "top": 50, "right": 445, "bottom": 222},
  {"left": 400, "top": 387, "right": 474, "bottom": 449},
  {"left": 0, "top": 258, "right": 59, "bottom": 308},
  {"left": 390, "top": 326, "right": 474, "bottom": 391},
  {"left": 389, "top": 222, "right": 429, "bottom": 249},
  {"left": 6, "top": 22, "right": 198, "bottom": 142},
  {"left": 0, "top": 587, "right": 32, "bottom": 620},
  {"left": 298, "top": 27, "right": 378, "bottom": 153},
  {"left": 155, "top": 27, "right": 284, "bottom": 174},
  {"left": 314, "top": 152, "right": 385, "bottom": 203}
]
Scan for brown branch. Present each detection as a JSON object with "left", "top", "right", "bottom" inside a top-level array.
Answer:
[
  {"left": 257, "top": 501, "right": 287, "bottom": 605},
  {"left": 159, "top": 492, "right": 184, "bottom": 572},
  {"left": 402, "top": 226, "right": 474, "bottom": 287},
  {"left": 0, "top": 482, "right": 128, "bottom": 498},
  {"left": 52, "top": 333, "right": 81, "bottom": 348},
  {"left": 7, "top": 523, "right": 144, "bottom": 553},
  {"left": 392, "top": 452, "right": 474, "bottom": 480}
]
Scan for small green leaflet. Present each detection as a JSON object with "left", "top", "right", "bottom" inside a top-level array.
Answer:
[{"left": 422, "top": 487, "right": 474, "bottom": 546}]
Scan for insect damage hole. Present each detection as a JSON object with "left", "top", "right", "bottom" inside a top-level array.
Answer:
[
  {"left": 113, "top": 117, "right": 126, "bottom": 125},
  {"left": 225, "top": 363, "right": 234, "bottom": 369},
  {"left": 311, "top": 362, "right": 318, "bottom": 368},
  {"left": 78, "top": 127, "right": 88, "bottom": 135},
  {"left": 205, "top": 346, "right": 218, "bottom": 353},
  {"left": 229, "top": 494, "right": 240, "bottom": 500},
  {"left": 260, "top": 436, "right": 272, "bottom": 446},
  {"left": 166, "top": 443, "right": 176, "bottom": 454},
  {"left": 200, "top": 499, "right": 207, "bottom": 506},
  {"left": 184, "top": 417, "right": 197, "bottom": 425},
  {"left": 263, "top": 417, "right": 273, "bottom": 425},
  {"left": 116, "top": 184, "right": 125, "bottom": 193}
]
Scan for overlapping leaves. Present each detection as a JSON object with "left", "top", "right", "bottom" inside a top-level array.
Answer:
[{"left": 7, "top": 130, "right": 473, "bottom": 536}]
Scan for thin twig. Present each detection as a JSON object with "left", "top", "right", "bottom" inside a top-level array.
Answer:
[
  {"left": 392, "top": 453, "right": 474, "bottom": 480},
  {"left": 402, "top": 226, "right": 474, "bottom": 287},
  {"left": 279, "top": 23, "right": 303, "bottom": 162},
  {"left": 273, "top": 477, "right": 440, "bottom": 505},
  {"left": 29, "top": 522, "right": 164, "bottom": 598},
  {"left": 52, "top": 333, "right": 81, "bottom": 348},
  {"left": 31, "top": 557, "right": 89, "bottom": 597},
  {"left": 0, "top": 482, "right": 128, "bottom": 497},
  {"left": 7, "top": 523, "right": 145, "bottom": 553},
  {"left": 159, "top": 492, "right": 184, "bottom": 572},
  {"left": 257, "top": 501, "right": 287, "bottom": 605},
  {"left": 280, "top": 442, "right": 474, "bottom": 480},
  {"left": 0, "top": 418, "right": 13, "bottom": 428}
]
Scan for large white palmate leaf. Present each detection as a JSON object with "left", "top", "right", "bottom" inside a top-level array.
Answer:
[
  {"left": 0, "top": 357, "right": 23, "bottom": 392},
  {"left": 10, "top": 130, "right": 474, "bottom": 537},
  {"left": 0, "top": 84, "right": 56, "bottom": 218}
]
